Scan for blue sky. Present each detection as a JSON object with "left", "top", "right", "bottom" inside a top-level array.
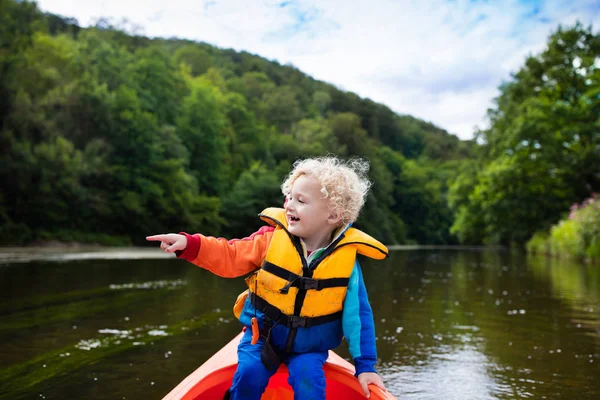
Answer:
[{"left": 37, "top": 0, "right": 600, "bottom": 140}]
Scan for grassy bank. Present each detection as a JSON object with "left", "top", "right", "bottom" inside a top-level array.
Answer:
[{"left": 526, "top": 194, "right": 600, "bottom": 262}]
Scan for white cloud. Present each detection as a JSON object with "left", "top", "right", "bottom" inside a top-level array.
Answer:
[{"left": 36, "top": 0, "right": 600, "bottom": 140}]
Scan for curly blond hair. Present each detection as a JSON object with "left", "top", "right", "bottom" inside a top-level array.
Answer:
[{"left": 281, "top": 156, "right": 371, "bottom": 225}]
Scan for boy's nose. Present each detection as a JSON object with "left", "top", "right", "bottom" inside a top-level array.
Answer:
[
  {"left": 284, "top": 198, "right": 294, "bottom": 211},
  {"left": 284, "top": 197, "right": 290, "bottom": 209}
]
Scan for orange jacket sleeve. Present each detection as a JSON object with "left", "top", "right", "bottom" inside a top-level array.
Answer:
[{"left": 177, "top": 226, "right": 275, "bottom": 278}]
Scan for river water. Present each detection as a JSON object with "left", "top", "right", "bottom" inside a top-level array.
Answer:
[{"left": 1, "top": 248, "right": 598, "bottom": 399}]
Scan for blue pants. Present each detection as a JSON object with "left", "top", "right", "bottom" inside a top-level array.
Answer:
[{"left": 229, "top": 329, "right": 328, "bottom": 400}]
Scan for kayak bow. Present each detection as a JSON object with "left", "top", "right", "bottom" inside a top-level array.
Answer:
[{"left": 163, "top": 332, "right": 397, "bottom": 399}]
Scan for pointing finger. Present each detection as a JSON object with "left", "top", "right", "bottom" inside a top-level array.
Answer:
[{"left": 146, "top": 235, "right": 168, "bottom": 242}]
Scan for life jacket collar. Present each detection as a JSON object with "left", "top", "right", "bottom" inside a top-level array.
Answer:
[{"left": 259, "top": 207, "right": 388, "bottom": 260}]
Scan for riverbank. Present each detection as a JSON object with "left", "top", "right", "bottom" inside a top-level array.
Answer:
[
  {"left": 386, "top": 244, "right": 505, "bottom": 251},
  {"left": 526, "top": 194, "right": 599, "bottom": 263},
  {"left": 0, "top": 246, "right": 174, "bottom": 264},
  {"left": 0, "top": 244, "right": 508, "bottom": 264}
]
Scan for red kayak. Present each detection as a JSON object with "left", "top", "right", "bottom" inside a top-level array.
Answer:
[{"left": 163, "top": 332, "right": 397, "bottom": 400}]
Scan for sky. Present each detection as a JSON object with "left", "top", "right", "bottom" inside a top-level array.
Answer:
[{"left": 36, "top": 0, "right": 600, "bottom": 140}]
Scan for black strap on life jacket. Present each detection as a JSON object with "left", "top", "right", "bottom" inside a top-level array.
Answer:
[
  {"left": 250, "top": 292, "right": 343, "bottom": 371},
  {"left": 249, "top": 292, "right": 343, "bottom": 329},
  {"left": 250, "top": 228, "right": 349, "bottom": 369},
  {"left": 285, "top": 233, "right": 347, "bottom": 353},
  {"left": 259, "top": 314, "right": 283, "bottom": 372},
  {"left": 261, "top": 261, "right": 349, "bottom": 294}
]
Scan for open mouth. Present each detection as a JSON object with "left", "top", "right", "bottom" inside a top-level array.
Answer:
[{"left": 289, "top": 216, "right": 300, "bottom": 222}]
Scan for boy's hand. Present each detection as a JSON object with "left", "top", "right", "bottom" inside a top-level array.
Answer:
[
  {"left": 146, "top": 233, "right": 187, "bottom": 253},
  {"left": 357, "top": 372, "right": 385, "bottom": 398}
]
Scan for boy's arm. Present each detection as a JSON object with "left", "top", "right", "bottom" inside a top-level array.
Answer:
[
  {"left": 177, "top": 225, "right": 275, "bottom": 278},
  {"left": 342, "top": 260, "right": 378, "bottom": 376}
]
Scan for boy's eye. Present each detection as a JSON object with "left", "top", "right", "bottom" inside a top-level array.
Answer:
[{"left": 298, "top": 199, "right": 305, "bottom": 204}]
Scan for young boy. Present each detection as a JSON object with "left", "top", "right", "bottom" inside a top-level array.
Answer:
[{"left": 147, "top": 157, "right": 388, "bottom": 399}]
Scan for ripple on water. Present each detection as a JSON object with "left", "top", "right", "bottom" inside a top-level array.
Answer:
[
  {"left": 148, "top": 330, "right": 168, "bottom": 336},
  {"left": 108, "top": 279, "right": 187, "bottom": 290},
  {"left": 382, "top": 342, "right": 499, "bottom": 399},
  {"left": 74, "top": 325, "right": 172, "bottom": 352},
  {"left": 452, "top": 325, "right": 481, "bottom": 332}
]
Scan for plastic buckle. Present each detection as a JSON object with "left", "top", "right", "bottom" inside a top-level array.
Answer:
[
  {"left": 299, "top": 277, "right": 319, "bottom": 290},
  {"left": 288, "top": 316, "right": 307, "bottom": 328}
]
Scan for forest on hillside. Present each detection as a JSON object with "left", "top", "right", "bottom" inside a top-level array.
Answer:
[{"left": 0, "top": 0, "right": 597, "bottom": 247}]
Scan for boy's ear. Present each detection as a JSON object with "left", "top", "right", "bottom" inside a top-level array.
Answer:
[{"left": 327, "top": 209, "right": 343, "bottom": 225}]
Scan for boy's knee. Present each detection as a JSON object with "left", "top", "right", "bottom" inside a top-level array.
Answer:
[
  {"left": 287, "top": 354, "right": 327, "bottom": 398},
  {"left": 230, "top": 359, "right": 270, "bottom": 399},
  {"left": 289, "top": 371, "right": 325, "bottom": 391},
  {"left": 288, "top": 373, "right": 326, "bottom": 399}
]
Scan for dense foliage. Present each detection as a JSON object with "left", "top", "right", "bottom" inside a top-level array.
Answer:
[
  {"left": 449, "top": 23, "right": 600, "bottom": 246},
  {"left": 527, "top": 194, "right": 600, "bottom": 261},
  {"left": 0, "top": 0, "right": 472, "bottom": 245},
  {"left": 1, "top": 1, "right": 596, "bottom": 250}
]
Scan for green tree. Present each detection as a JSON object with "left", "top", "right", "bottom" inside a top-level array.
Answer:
[
  {"left": 290, "top": 118, "right": 338, "bottom": 155},
  {"left": 394, "top": 158, "right": 454, "bottom": 244},
  {"left": 146, "top": 125, "right": 223, "bottom": 235},
  {"left": 263, "top": 85, "right": 303, "bottom": 133},
  {"left": 447, "top": 161, "right": 486, "bottom": 244},
  {"left": 329, "top": 112, "right": 373, "bottom": 157},
  {"left": 457, "top": 155, "right": 573, "bottom": 244},
  {"left": 241, "top": 72, "right": 275, "bottom": 102},
  {"left": 483, "top": 23, "right": 599, "bottom": 197},
  {"left": 174, "top": 44, "right": 212, "bottom": 76},
  {"left": 312, "top": 90, "right": 331, "bottom": 117},
  {"left": 0, "top": 0, "right": 40, "bottom": 127},
  {"left": 452, "top": 23, "right": 599, "bottom": 245},
  {"left": 221, "top": 162, "right": 283, "bottom": 238},
  {"left": 177, "top": 80, "right": 228, "bottom": 196},
  {"left": 131, "top": 46, "right": 186, "bottom": 125},
  {"left": 76, "top": 29, "right": 134, "bottom": 91}
]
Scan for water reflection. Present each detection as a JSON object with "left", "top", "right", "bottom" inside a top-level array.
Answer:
[
  {"left": 381, "top": 335, "right": 499, "bottom": 400},
  {"left": 360, "top": 250, "right": 599, "bottom": 399}
]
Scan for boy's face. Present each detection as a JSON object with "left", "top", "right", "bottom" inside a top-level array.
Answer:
[{"left": 284, "top": 174, "right": 340, "bottom": 243}]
